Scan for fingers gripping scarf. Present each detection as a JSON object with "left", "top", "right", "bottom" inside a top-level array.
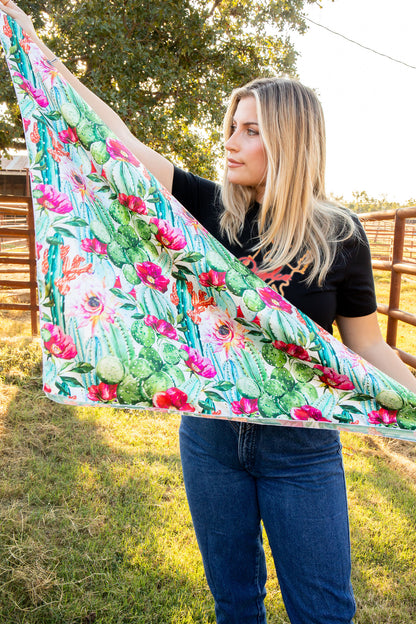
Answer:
[{"left": 2, "top": 11, "right": 416, "bottom": 440}]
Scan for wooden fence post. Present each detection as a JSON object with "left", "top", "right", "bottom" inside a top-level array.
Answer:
[{"left": 0, "top": 195, "right": 38, "bottom": 336}]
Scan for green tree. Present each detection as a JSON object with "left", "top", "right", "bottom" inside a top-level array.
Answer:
[
  {"left": 331, "top": 191, "right": 416, "bottom": 214},
  {"left": 1, "top": 0, "right": 319, "bottom": 177}
]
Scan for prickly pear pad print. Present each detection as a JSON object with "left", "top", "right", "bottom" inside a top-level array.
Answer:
[{"left": 2, "top": 11, "right": 416, "bottom": 440}]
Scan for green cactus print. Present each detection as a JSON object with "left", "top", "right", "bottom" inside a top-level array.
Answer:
[{"left": 2, "top": 9, "right": 416, "bottom": 440}]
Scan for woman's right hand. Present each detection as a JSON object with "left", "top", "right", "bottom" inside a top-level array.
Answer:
[{"left": 0, "top": 0, "right": 39, "bottom": 42}]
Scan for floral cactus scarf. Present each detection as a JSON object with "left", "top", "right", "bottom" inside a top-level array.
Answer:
[{"left": 2, "top": 10, "right": 416, "bottom": 440}]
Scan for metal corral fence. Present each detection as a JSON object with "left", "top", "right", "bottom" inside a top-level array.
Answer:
[
  {"left": 1, "top": 196, "right": 416, "bottom": 367},
  {"left": 359, "top": 207, "right": 416, "bottom": 369},
  {"left": 0, "top": 195, "right": 38, "bottom": 335}
]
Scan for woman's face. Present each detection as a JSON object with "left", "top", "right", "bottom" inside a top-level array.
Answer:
[{"left": 225, "top": 96, "right": 267, "bottom": 201}]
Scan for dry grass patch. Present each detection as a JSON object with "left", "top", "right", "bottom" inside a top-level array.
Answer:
[{"left": 0, "top": 274, "right": 416, "bottom": 623}]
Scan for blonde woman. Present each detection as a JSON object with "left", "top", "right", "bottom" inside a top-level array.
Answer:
[{"left": 2, "top": 2, "right": 416, "bottom": 623}]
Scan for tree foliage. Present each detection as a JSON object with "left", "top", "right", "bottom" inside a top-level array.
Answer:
[
  {"left": 1, "top": 0, "right": 319, "bottom": 177},
  {"left": 331, "top": 191, "right": 416, "bottom": 214}
]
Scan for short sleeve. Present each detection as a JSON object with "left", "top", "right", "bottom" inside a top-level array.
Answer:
[
  {"left": 172, "top": 166, "right": 221, "bottom": 224},
  {"left": 336, "top": 219, "right": 378, "bottom": 318},
  {"left": 172, "top": 167, "right": 262, "bottom": 259}
]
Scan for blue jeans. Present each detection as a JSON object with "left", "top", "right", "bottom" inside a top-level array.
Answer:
[{"left": 179, "top": 416, "right": 356, "bottom": 624}]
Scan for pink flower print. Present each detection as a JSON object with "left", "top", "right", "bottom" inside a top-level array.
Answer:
[
  {"left": 42, "top": 323, "right": 77, "bottom": 359},
  {"left": 199, "top": 307, "right": 247, "bottom": 359},
  {"left": 32, "top": 56, "right": 60, "bottom": 85},
  {"left": 273, "top": 340, "right": 311, "bottom": 362},
  {"left": 144, "top": 315, "right": 178, "bottom": 340},
  {"left": 23, "top": 118, "right": 31, "bottom": 132},
  {"left": 78, "top": 291, "right": 116, "bottom": 333},
  {"left": 180, "top": 345, "right": 217, "bottom": 378},
  {"left": 231, "top": 398, "right": 258, "bottom": 415},
  {"left": 368, "top": 408, "right": 398, "bottom": 426},
  {"left": 35, "top": 184, "right": 73, "bottom": 214},
  {"left": 152, "top": 387, "right": 195, "bottom": 411},
  {"left": 59, "top": 127, "right": 79, "bottom": 144},
  {"left": 66, "top": 276, "right": 118, "bottom": 335},
  {"left": 150, "top": 218, "right": 187, "bottom": 250},
  {"left": 81, "top": 238, "right": 108, "bottom": 257},
  {"left": 257, "top": 287, "right": 292, "bottom": 313},
  {"left": 118, "top": 193, "right": 147, "bottom": 215},
  {"left": 199, "top": 270, "right": 226, "bottom": 290},
  {"left": 313, "top": 365, "right": 355, "bottom": 391},
  {"left": 36, "top": 242, "right": 42, "bottom": 260},
  {"left": 135, "top": 261, "right": 170, "bottom": 293},
  {"left": 106, "top": 138, "right": 141, "bottom": 166},
  {"left": 88, "top": 382, "right": 118, "bottom": 403},
  {"left": 14, "top": 73, "right": 49, "bottom": 107},
  {"left": 61, "top": 165, "right": 95, "bottom": 202},
  {"left": 291, "top": 405, "right": 331, "bottom": 422}
]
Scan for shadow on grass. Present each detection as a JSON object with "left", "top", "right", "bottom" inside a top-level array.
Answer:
[
  {"left": 344, "top": 435, "right": 416, "bottom": 624},
  {"left": 0, "top": 344, "right": 215, "bottom": 624}
]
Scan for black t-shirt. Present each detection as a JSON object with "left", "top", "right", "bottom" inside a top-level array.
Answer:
[{"left": 172, "top": 166, "right": 377, "bottom": 333}]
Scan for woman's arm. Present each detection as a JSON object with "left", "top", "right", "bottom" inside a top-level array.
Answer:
[
  {"left": 336, "top": 312, "right": 416, "bottom": 392},
  {"left": 0, "top": 0, "right": 174, "bottom": 190}
]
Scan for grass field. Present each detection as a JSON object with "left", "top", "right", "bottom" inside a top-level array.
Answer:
[{"left": 1, "top": 275, "right": 416, "bottom": 623}]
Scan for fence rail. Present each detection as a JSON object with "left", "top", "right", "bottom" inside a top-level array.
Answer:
[
  {"left": 1, "top": 196, "right": 416, "bottom": 369},
  {"left": 359, "top": 207, "right": 416, "bottom": 369},
  {"left": 0, "top": 195, "right": 38, "bottom": 335}
]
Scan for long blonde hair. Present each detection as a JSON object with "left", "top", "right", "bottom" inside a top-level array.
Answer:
[{"left": 220, "top": 77, "right": 356, "bottom": 285}]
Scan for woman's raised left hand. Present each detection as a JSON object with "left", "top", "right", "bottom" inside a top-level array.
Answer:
[{"left": 0, "top": 0, "right": 39, "bottom": 42}]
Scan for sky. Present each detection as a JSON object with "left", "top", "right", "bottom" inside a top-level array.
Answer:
[{"left": 291, "top": 0, "right": 416, "bottom": 202}]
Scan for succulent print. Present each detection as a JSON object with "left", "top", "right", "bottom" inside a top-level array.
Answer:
[{"left": 2, "top": 9, "right": 416, "bottom": 440}]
